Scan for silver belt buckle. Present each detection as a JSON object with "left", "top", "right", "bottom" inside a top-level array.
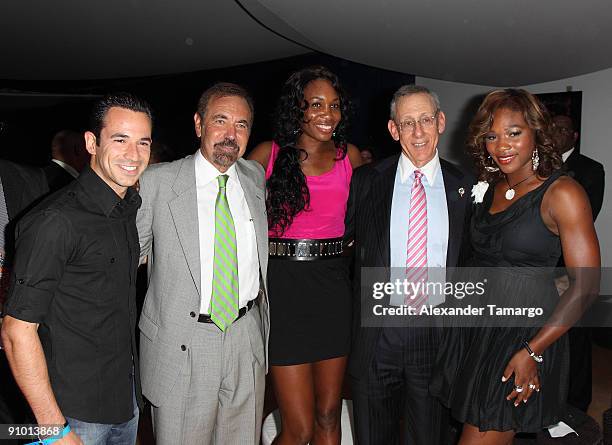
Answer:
[{"left": 296, "top": 241, "right": 309, "bottom": 258}]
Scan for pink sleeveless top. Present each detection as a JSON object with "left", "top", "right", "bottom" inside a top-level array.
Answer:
[{"left": 265, "top": 141, "right": 353, "bottom": 239}]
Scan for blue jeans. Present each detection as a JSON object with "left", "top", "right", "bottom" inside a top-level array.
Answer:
[{"left": 66, "top": 385, "right": 139, "bottom": 445}]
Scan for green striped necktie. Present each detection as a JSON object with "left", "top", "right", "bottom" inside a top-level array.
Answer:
[{"left": 210, "top": 174, "right": 239, "bottom": 331}]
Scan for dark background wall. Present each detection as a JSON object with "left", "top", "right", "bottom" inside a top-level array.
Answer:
[{"left": 0, "top": 53, "right": 414, "bottom": 165}]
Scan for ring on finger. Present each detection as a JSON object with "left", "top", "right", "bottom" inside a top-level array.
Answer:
[
  {"left": 528, "top": 383, "right": 537, "bottom": 390},
  {"left": 515, "top": 385, "right": 524, "bottom": 393}
]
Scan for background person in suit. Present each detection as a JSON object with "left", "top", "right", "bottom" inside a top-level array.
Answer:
[
  {"left": 44, "top": 129, "right": 90, "bottom": 192},
  {"left": 0, "top": 160, "right": 49, "bottom": 329},
  {"left": 137, "top": 83, "right": 269, "bottom": 445},
  {"left": 550, "top": 110, "right": 604, "bottom": 220},
  {"left": 147, "top": 140, "right": 176, "bottom": 165},
  {"left": 0, "top": 160, "right": 49, "bottom": 294},
  {"left": 551, "top": 108, "right": 605, "bottom": 413},
  {"left": 0, "top": 160, "right": 48, "bottom": 436},
  {"left": 345, "top": 85, "right": 474, "bottom": 444},
  {"left": 360, "top": 147, "right": 374, "bottom": 164}
]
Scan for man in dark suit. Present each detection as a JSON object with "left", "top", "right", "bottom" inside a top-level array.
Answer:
[
  {"left": 0, "top": 160, "right": 48, "bottom": 433},
  {"left": 43, "top": 129, "right": 89, "bottom": 191},
  {"left": 345, "top": 85, "right": 473, "bottom": 444},
  {"left": 552, "top": 113, "right": 604, "bottom": 220},
  {"left": 0, "top": 160, "right": 49, "bottom": 302},
  {"left": 552, "top": 111, "right": 605, "bottom": 412}
]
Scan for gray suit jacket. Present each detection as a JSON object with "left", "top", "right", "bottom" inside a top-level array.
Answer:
[{"left": 136, "top": 153, "right": 269, "bottom": 407}]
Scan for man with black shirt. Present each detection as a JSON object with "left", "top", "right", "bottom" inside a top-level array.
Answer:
[{"left": 1, "top": 93, "right": 152, "bottom": 445}]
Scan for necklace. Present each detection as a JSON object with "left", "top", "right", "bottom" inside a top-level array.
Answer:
[{"left": 504, "top": 173, "right": 535, "bottom": 200}]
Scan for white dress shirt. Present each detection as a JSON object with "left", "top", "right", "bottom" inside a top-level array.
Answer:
[
  {"left": 389, "top": 152, "right": 449, "bottom": 307},
  {"left": 390, "top": 151, "right": 449, "bottom": 269},
  {"left": 195, "top": 151, "right": 259, "bottom": 314},
  {"left": 562, "top": 147, "right": 575, "bottom": 163},
  {"left": 51, "top": 158, "right": 79, "bottom": 178}
]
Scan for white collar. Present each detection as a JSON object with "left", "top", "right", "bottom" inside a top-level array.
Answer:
[
  {"left": 195, "top": 149, "right": 238, "bottom": 185},
  {"left": 398, "top": 150, "right": 440, "bottom": 185},
  {"left": 51, "top": 158, "right": 79, "bottom": 178},
  {"left": 562, "top": 147, "right": 575, "bottom": 163}
]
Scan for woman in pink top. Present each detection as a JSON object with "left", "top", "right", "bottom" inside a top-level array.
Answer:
[{"left": 250, "top": 66, "right": 362, "bottom": 445}]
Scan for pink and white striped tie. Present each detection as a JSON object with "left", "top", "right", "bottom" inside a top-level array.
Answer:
[{"left": 405, "top": 170, "right": 428, "bottom": 307}]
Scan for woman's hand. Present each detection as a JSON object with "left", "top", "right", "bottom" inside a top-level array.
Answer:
[{"left": 502, "top": 349, "right": 540, "bottom": 406}]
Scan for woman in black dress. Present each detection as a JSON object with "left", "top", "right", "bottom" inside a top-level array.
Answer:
[{"left": 430, "top": 89, "right": 600, "bottom": 444}]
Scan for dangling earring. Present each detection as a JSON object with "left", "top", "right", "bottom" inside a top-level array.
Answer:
[
  {"left": 293, "top": 128, "right": 301, "bottom": 135},
  {"left": 484, "top": 155, "right": 499, "bottom": 172},
  {"left": 532, "top": 148, "right": 539, "bottom": 171},
  {"left": 332, "top": 131, "right": 336, "bottom": 138}
]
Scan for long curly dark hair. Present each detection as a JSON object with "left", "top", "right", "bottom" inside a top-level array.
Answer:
[
  {"left": 267, "top": 66, "right": 351, "bottom": 235},
  {"left": 467, "top": 88, "right": 561, "bottom": 183}
]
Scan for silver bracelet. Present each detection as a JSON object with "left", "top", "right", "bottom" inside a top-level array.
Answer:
[{"left": 522, "top": 341, "right": 543, "bottom": 363}]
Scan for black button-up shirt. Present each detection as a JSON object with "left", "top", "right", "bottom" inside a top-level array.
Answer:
[{"left": 5, "top": 166, "right": 142, "bottom": 424}]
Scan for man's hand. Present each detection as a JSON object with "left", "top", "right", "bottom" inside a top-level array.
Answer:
[{"left": 1, "top": 316, "right": 67, "bottom": 429}]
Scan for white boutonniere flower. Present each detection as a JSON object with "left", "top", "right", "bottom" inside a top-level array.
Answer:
[{"left": 471, "top": 181, "right": 489, "bottom": 204}]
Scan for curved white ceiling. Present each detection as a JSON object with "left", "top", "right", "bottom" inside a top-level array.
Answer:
[
  {"left": 2, "top": 0, "right": 611, "bottom": 86},
  {"left": 0, "top": 0, "right": 307, "bottom": 80},
  {"left": 236, "top": 0, "right": 612, "bottom": 86}
]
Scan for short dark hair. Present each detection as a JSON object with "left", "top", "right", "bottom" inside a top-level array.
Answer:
[
  {"left": 149, "top": 141, "right": 176, "bottom": 164},
  {"left": 197, "top": 82, "right": 254, "bottom": 123},
  {"left": 89, "top": 92, "right": 153, "bottom": 140},
  {"left": 547, "top": 103, "right": 578, "bottom": 130}
]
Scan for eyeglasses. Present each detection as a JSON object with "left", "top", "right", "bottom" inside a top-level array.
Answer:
[{"left": 398, "top": 111, "right": 439, "bottom": 133}]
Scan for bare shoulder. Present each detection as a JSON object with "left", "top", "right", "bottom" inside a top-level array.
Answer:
[
  {"left": 248, "top": 140, "right": 273, "bottom": 169},
  {"left": 542, "top": 174, "right": 592, "bottom": 231},
  {"left": 346, "top": 143, "right": 363, "bottom": 168},
  {"left": 545, "top": 175, "right": 588, "bottom": 207}
]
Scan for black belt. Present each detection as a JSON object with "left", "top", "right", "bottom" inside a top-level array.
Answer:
[
  {"left": 198, "top": 299, "right": 255, "bottom": 323},
  {"left": 268, "top": 237, "right": 343, "bottom": 261}
]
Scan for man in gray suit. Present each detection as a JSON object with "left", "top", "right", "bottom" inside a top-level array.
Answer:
[{"left": 136, "top": 83, "right": 269, "bottom": 444}]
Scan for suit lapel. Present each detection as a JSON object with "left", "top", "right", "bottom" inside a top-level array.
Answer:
[
  {"left": 235, "top": 159, "right": 267, "bottom": 276},
  {"left": 168, "top": 155, "right": 201, "bottom": 296},
  {"left": 564, "top": 150, "right": 578, "bottom": 178},
  {"left": 441, "top": 159, "right": 467, "bottom": 267},
  {"left": 0, "top": 162, "right": 21, "bottom": 219},
  {"left": 373, "top": 156, "right": 399, "bottom": 267}
]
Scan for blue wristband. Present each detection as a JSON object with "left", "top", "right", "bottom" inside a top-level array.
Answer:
[
  {"left": 26, "top": 423, "right": 71, "bottom": 445},
  {"left": 43, "top": 424, "right": 71, "bottom": 444}
]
